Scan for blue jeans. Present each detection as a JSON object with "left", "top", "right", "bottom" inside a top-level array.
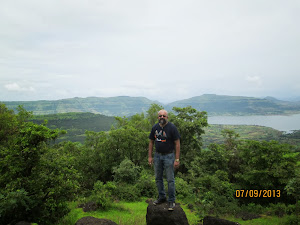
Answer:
[{"left": 154, "top": 152, "right": 175, "bottom": 202}]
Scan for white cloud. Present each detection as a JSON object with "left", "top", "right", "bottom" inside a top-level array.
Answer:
[
  {"left": 4, "top": 83, "right": 35, "bottom": 92},
  {"left": 246, "top": 76, "right": 263, "bottom": 87}
]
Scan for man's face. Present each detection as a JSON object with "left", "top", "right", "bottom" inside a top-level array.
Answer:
[{"left": 158, "top": 111, "right": 168, "bottom": 125}]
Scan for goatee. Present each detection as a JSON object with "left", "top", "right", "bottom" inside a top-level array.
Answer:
[{"left": 159, "top": 118, "right": 167, "bottom": 125}]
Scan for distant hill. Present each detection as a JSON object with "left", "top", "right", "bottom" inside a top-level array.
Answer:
[
  {"left": 2, "top": 96, "right": 156, "bottom": 116},
  {"left": 2, "top": 94, "right": 300, "bottom": 116},
  {"left": 165, "top": 94, "right": 300, "bottom": 116}
]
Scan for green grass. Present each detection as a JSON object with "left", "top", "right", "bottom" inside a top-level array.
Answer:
[
  {"left": 225, "top": 214, "right": 300, "bottom": 225},
  {"left": 57, "top": 199, "right": 201, "bottom": 225}
]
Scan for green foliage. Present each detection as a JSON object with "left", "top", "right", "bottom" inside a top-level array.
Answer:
[
  {"left": 174, "top": 177, "right": 194, "bottom": 201},
  {"left": 112, "top": 184, "right": 141, "bottom": 202},
  {"left": 0, "top": 104, "right": 78, "bottom": 225},
  {"left": 285, "top": 168, "right": 300, "bottom": 201},
  {"left": 0, "top": 189, "right": 32, "bottom": 223},
  {"left": 236, "top": 140, "right": 297, "bottom": 192},
  {"left": 170, "top": 106, "right": 208, "bottom": 172},
  {"left": 135, "top": 169, "right": 156, "bottom": 198},
  {"left": 146, "top": 103, "right": 163, "bottom": 126},
  {"left": 221, "top": 129, "right": 240, "bottom": 151},
  {"left": 282, "top": 215, "right": 300, "bottom": 225},
  {"left": 113, "top": 158, "right": 141, "bottom": 184},
  {"left": 88, "top": 181, "right": 114, "bottom": 209},
  {"left": 193, "top": 170, "right": 237, "bottom": 215}
]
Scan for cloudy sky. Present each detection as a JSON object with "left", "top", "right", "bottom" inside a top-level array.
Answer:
[{"left": 1, "top": 0, "right": 299, "bottom": 103}]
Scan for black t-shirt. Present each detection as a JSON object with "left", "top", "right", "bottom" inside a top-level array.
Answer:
[{"left": 149, "top": 122, "right": 180, "bottom": 153}]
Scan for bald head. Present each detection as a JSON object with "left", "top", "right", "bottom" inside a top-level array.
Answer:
[
  {"left": 158, "top": 109, "right": 168, "bottom": 126},
  {"left": 158, "top": 109, "right": 168, "bottom": 116}
]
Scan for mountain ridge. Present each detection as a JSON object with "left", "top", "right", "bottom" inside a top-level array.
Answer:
[{"left": 2, "top": 94, "right": 300, "bottom": 116}]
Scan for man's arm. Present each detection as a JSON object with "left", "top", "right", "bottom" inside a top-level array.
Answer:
[
  {"left": 148, "top": 139, "right": 154, "bottom": 166},
  {"left": 174, "top": 139, "right": 180, "bottom": 168}
]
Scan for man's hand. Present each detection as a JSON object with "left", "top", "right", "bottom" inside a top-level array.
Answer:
[
  {"left": 174, "top": 160, "right": 180, "bottom": 169},
  {"left": 148, "top": 157, "right": 153, "bottom": 167}
]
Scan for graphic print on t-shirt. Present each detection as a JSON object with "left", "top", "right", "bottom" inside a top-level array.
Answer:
[{"left": 155, "top": 130, "right": 167, "bottom": 142}]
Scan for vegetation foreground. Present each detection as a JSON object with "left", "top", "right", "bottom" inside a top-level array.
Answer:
[{"left": 0, "top": 103, "right": 299, "bottom": 225}]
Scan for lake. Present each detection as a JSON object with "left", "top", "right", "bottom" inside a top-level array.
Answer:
[{"left": 208, "top": 114, "right": 300, "bottom": 133}]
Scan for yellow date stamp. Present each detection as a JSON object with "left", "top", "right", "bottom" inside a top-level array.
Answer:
[{"left": 235, "top": 189, "right": 281, "bottom": 198}]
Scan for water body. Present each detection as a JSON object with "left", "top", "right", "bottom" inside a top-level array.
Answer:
[{"left": 208, "top": 114, "right": 300, "bottom": 133}]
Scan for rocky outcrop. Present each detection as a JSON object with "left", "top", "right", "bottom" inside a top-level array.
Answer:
[
  {"left": 146, "top": 201, "right": 189, "bottom": 225},
  {"left": 203, "top": 216, "right": 240, "bottom": 225},
  {"left": 75, "top": 216, "right": 118, "bottom": 225}
]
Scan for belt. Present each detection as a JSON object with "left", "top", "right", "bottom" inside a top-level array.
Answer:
[{"left": 156, "top": 151, "right": 173, "bottom": 155}]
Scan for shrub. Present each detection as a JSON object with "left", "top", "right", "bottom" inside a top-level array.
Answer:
[
  {"left": 136, "top": 170, "right": 157, "bottom": 198},
  {"left": 88, "top": 181, "right": 113, "bottom": 210},
  {"left": 282, "top": 215, "right": 300, "bottom": 225},
  {"left": 112, "top": 158, "right": 141, "bottom": 184},
  {"left": 175, "top": 177, "right": 194, "bottom": 201},
  {"left": 113, "top": 183, "right": 141, "bottom": 201}
]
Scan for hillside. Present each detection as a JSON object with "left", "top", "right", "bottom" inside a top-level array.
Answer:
[
  {"left": 2, "top": 94, "right": 300, "bottom": 116},
  {"left": 3, "top": 96, "right": 156, "bottom": 116},
  {"left": 165, "top": 94, "right": 300, "bottom": 115},
  {"left": 31, "top": 112, "right": 116, "bottom": 143}
]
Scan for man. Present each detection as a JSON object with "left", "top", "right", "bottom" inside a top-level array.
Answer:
[{"left": 148, "top": 109, "right": 180, "bottom": 211}]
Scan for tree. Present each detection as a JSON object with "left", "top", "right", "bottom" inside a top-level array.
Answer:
[
  {"left": 170, "top": 106, "right": 208, "bottom": 172},
  {"left": 236, "top": 140, "right": 297, "bottom": 204},
  {"left": 0, "top": 104, "right": 78, "bottom": 224},
  {"left": 146, "top": 103, "right": 163, "bottom": 127}
]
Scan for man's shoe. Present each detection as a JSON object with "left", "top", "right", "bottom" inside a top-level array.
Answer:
[
  {"left": 153, "top": 198, "right": 166, "bottom": 205},
  {"left": 168, "top": 202, "right": 175, "bottom": 211}
]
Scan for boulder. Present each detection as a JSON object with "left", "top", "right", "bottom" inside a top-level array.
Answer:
[
  {"left": 203, "top": 216, "right": 240, "bottom": 225},
  {"left": 75, "top": 216, "right": 118, "bottom": 225},
  {"left": 146, "top": 201, "right": 189, "bottom": 225}
]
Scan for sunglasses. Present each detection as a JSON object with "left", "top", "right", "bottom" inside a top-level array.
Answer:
[{"left": 158, "top": 115, "right": 167, "bottom": 117}]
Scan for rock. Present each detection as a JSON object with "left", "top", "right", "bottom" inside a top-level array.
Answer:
[
  {"left": 146, "top": 200, "right": 189, "bottom": 225},
  {"left": 75, "top": 216, "right": 118, "bottom": 225},
  {"left": 203, "top": 216, "right": 240, "bottom": 225}
]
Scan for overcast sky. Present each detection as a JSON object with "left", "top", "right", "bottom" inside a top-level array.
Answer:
[{"left": 1, "top": 0, "right": 299, "bottom": 103}]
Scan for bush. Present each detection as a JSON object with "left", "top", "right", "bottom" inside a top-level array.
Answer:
[
  {"left": 175, "top": 177, "right": 194, "bottom": 201},
  {"left": 282, "top": 215, "right": 300, "bottom": 225},
  {"left": 0, "top": 189, "right": 32, "bottom": 224},
  {"left": 240, "top": 203, "right": 265, "bottom": 214},
  {"left": 88, "top": 181, "right": 113, "bottom": 210},
  {"left": 192, "top": 170, "right": 238, "bottom": 215},
  {"left": 113, "top": 158, "right": 141, "bottom": 184},
  {"left": 269, "top": 203, "right": 287, "bottom": 217},
  {"left": 112, "top": 183, "right": 141, "bottom": 201},
  {"left": 136, "top": 170, "right": 157, "bottom": 198}
]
